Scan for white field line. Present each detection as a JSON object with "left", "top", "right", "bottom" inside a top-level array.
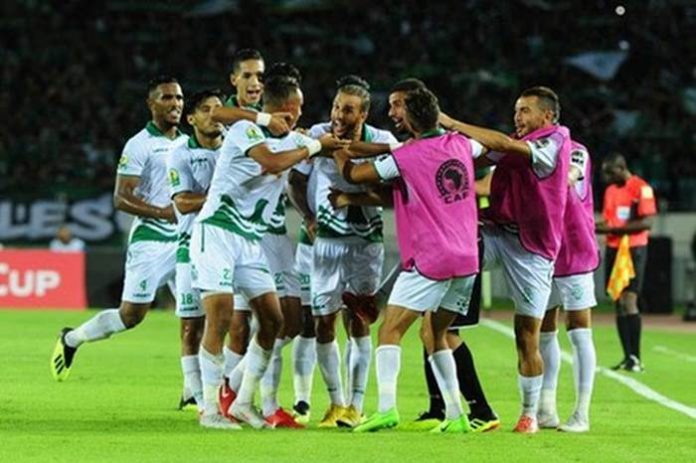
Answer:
[
  {"left": 480, "top": 318, "right": 696, "bottom": 420},
  {"left": 653, "top": 345, "right": 696, "bottom": 363}
]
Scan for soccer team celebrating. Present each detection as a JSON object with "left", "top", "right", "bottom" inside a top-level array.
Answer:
[{"left": 51, "top": 48, "right": 603, "bottom": 434}]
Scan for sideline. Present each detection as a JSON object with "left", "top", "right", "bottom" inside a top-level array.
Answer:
[{"left": 480, "top": 318, "right": 696, "bottom": 420}]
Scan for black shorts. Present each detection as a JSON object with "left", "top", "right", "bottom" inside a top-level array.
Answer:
[
  {"left": 449, "top": 271, "right": 482, "bottom": 330},
  {"left": 604, "top": 245, "right": 648, "bottom": 295}
]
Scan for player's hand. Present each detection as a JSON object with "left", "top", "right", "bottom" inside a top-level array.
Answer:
[
  {"left": 160, "top": 205, "right": 177, "bottom": 223},
  {"left": 328, "top": 187, "right": 351, "bottom": 209},
  {"left": 305, "top": 218, "right": 317, "bottom": 243},
  {"left": 268, "top": 112, "right": 292, "bottom": 136},
  {"left": 438, "top": 112, "right": 455, "bottom": 130},
  {"left": 318, "top": 133, "right": 351, "bottom": 151}
]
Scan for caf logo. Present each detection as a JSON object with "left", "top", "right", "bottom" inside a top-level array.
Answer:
[{"left": 435, "top": 159, "right": 470, "bottom": 203}]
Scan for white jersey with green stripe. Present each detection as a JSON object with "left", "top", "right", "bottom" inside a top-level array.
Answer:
[
  {"left": 117, "top": 121, "right": 188, "bottom": 243},
  {"left": 308, "top": 122, "right": 396, "bottom": 242},
  {"left": 167, "top": 136, "right": 220, "bottom": 263},
  {"left": 196, "top": 120, "right": 308, "bottom": 241}
]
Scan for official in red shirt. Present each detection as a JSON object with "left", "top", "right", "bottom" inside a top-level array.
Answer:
[{"left": 596, "top": 153, "right": 656, "bottom": 373}]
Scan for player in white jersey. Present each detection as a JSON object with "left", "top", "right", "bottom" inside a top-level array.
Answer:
[
  {"left": 191, "top": 67, "right": 348, "bottom": 429},
  {"left": 166, "top": 90, "right": 225, "bottom": 413},
  {"left": 300, "top": 76, "right": 398, "bottom": 428},
  {"left": 51, "top": 76, "right": 187, "bottom": 382}
]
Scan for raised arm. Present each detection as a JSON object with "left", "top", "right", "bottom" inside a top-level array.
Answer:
[
  {"left": 212, "top": 106, "right": 291, "bottom": 136},
  {"left": 439, "top": 112, "right": 531, "bottom": 158}
]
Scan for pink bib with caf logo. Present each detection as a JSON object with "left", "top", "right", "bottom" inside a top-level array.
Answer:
[{"left": 391, "top": 132, "right": 478, "bottom": 280}]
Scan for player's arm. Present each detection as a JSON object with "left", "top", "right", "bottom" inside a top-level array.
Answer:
[
  {"left": 328, "top": 186, "right": 392, "bottom": 209},
  {"left": 344, "top": 141, "right": 396, "bottom": 158},
  {"left": 475, "top": 170, "right": 493, "bottom": 196},
  {"left": 439, "top": 112, "right": 530, "bottom": 158},
  {"left": 249, "top": 134, "right": 349, "bottom": 175},
  {"left": 596, "top": 217, "right": 654, "bottom": 235},
  {"left": 212, "top": 106, "right": 292, "bottom": 136},
  {"left": 332, "top": 149, "right": 382, "bottom": 184},
  {"left": 287, "top": 168, "right": 317, "bottom": 240},
  {"left": 113, "top": 174, "right": 175, "bottom": 222},
  {"left": 172, "top": 192, "right": 206, "bottom": 215}
]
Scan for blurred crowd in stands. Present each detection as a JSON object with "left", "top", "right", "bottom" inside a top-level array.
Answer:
[{"left": 2, "top": 0, "right": 695, "bottom": 209}]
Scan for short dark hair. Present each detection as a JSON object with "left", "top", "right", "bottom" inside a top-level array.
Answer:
[
  {"left": 404, "top": 87, "right": 440, "bottom": 133},
  {"left": 147, "top": 76, "right": 179, "bottom": 96},
  {"left": 603, "top": 152, "right": 627, "bottom": 168},
  {"left": 390, "top": 78, "right": 426, "bottom": 94},
  {"left": 231, "top": 48, "right": 263, "bottom": 73},
  {"left": 265, "top": 62, "right": 302, "bottom": 83},
  {"left": 520, "top": 86, "right": 561, "bottom": 123},
  {"left": 186, "top": 89, "right": 226, "bottom": 116},
  {"left": 336, "top": 75, "right": 370, "bottom": 112}
]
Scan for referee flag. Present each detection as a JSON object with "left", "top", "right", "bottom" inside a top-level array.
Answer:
[{"left": 607, "top": 235, "right": 635, "bottom": 301}]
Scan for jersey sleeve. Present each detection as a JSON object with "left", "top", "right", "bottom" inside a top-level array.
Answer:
[
  {"left": 117, "top": 138, "right": 147, "bottom": 177},
  {"left": 227, "top": 120, "right": 267, "bottom": 155},
  {"left": 526, "top": 133, "right": 563, "bottom": 178},
  {"left": 308, "top": 123, "right": 330, "bottom": 139},
  {"left": 637, "top": 182, "right": 657, "bottom": 217},
  {"left": 167, "top": 150, "right": 194, "bottom": 197},
  {"left": 372, "top": 154, "right": 400, "bottom": 180},
  {"left": 470, "top": 139, "right": 485, "bottom": 159}
]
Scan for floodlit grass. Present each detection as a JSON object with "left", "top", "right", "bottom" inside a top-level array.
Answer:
[{"left": 1, "top": 309, "right": 694, "bottom": 462}]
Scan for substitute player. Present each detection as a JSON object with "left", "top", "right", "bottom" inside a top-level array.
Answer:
[
  {"left": 51, "top": 76, "right": 187, "bottom": 382},
  {"left": 440, "top": 86, "right": 572, "bottom": 433},
  {"left": 304, "top": 75, "right": 398, "bottom": 427},
  {"left": 537, "top": 141, "right": 599, "bottom": 433},
  {"left": 596, "top": 154, "right": 656, "bottom": 373},
  {"left": 333, "top": 87, "right": 482, "bottom": 433},
  {"left": 167, "top": 89, "right": 226, "bottom": 413},
  {"left": 191, "top": 68, "right": 347, "bottom": 429}
]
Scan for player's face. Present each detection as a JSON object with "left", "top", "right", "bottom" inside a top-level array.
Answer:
[
  {"left": 330, "top": 92, "right": 367, "bottom": 139},
  {"left": 514, "top": 96, "right": 550, "bottom": 137},
  {"left": 281, "top": 89, "right": 304, "bottom": 130},
  {"left": 232, "top": 59, "right": 264, "bottom": 106},
  {"left": 601, "top": 162, "right": 625, "bottom": 185},
  {"left": 187, "top": 96, "right": 224, "bottom": 138},
  {"left": 388, "top": 91, "right": 409, "bottom": 134},
  {"left": 149, "top": 83, "right": 184, "bottom": 127}
]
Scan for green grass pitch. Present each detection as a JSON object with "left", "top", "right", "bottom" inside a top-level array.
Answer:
[{"left": 1, "top": 309, "right": 695, "bottom": 462}]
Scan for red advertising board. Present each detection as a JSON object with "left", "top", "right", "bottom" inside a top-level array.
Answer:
[{"left": 0, "top": 250, "right": 86, "bottom": 310}]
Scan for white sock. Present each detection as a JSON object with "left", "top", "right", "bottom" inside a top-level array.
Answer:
[
  {"left": 228, "top": 355, "right": 247, "bottom": 392},
  {"left": 316, "top": 340, "right": 345, "bottom": 406},
  {"left": 292, "top": 336, "right": 316, "bottom": 404},
  {"left": 236, "top": 338, "right": 272, "bottom": 407},
  {"left": 519, "top": 374, "right": 543, "bottom": 418},
  {"left": 430, "top": 350, "right": 464, "bottom": 420},
  {"left": 223, "top": 346, "right": 244, "bottom": 379},
  {"left": 350, "top": 336, "right": 372, "bottom": 412},
  {"left": 375, "top": 345, "right": 400, "bottom": 413},
  {"left": 568, "top": 328, "right": 596, "bottom": 420},
  {"left": 261, "top": 337, "right": 291, "bottom": 416},
  {"left": 199, "top": 347, "right": 224, "bottom": 416},
  {"left": 181, "top": 355, "right": 203, "bottom": 411},
  {"left": 344, "top": 339, "right": 353, "bottom": 403},
  {"left": 65, "top": 309, "right": 126, "bottom": 348},
  {"left": 539, "top": 330, "right": 560, "bottom": 415}
]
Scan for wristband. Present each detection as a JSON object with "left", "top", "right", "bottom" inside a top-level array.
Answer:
[
  {"left": 389, "top": 142, "right": 403, "bottom": 152},
  {"left": 306, "top": 138, "right": 323, "bottom": 157},
  {"left": 255, "top": 112, "right": 272, "bottom": 127}
]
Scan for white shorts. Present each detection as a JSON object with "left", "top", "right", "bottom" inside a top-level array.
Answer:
[
  {"left": 311, "top": 238, "right": 384, "bottom": 316},
  {"left": 481, "top": 225, "right": 554, "bottom": 319},
  {"left": 175, "top": 262, "right": 204, "bottom": 318},
  {"left": 122, "top": 240, "right": 176, "bottom": 304},
  {"left": 190, "top": 224, "right": 275, "bottom": 300},
  {"left": 261, "top": 233, "right": 301, "bottom": 299},
  {"left": 388, "top": 270, "right": 476, "bottom": 315},
  {"left": 294, "top": 242, "right": 313, "bottom": 306},
  {"left": 548, "top": 273, "right": 597, "bottom": 311}
]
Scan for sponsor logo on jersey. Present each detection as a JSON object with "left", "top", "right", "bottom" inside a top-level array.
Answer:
[
  {"left": 246, "top": 126, "right": 263, "bottom": 142},
  {"left": 169, "top": 168, "right": 180, "bottom": 187}
]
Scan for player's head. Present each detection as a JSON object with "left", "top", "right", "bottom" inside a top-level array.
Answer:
[
  {"left": 331, "top": 75, "right": 370, "bottom": 139},
  {"left": 186, "top": 89, "right": 225, "bottom": 139},
  {"left": 230, "top": 48, "right": 264, "bottom": 107},
  {"left": 601, "top": 152, "right": 630, "bottom": 185},
  {"left": 389, "top": 78, "right": 426, "bottom": 133},
  {"left": 514, "top": 86, "right": 560, "bottom": 137},
  {"left": 402, "top": 87, "right": 440, "bottom": 137},
  {"left": 147, "top": 76, "right": 184, "bottom": 128},
  {"left": 262, "top": 63, "right": 303, "bottom": 130},
  {"left": 56, "top": 225, "right": 73, "bottom": 244}
]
